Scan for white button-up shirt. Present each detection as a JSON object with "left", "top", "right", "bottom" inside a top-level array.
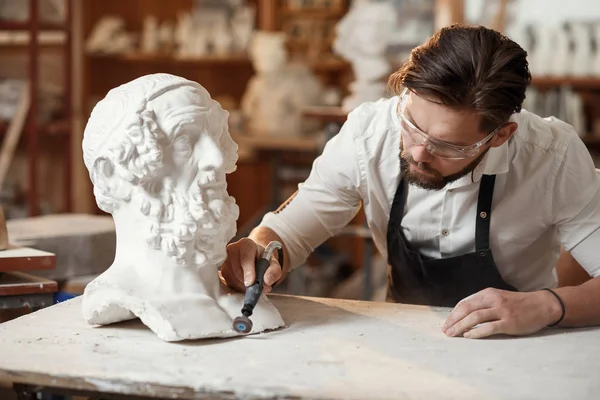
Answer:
[{"left": 259, "top": 96, "right": 600, "bottom": 291}]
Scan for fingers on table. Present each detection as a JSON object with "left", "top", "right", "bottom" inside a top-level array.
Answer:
[{"left": 446, "top": 308, "right": 499, "bottom": 337}]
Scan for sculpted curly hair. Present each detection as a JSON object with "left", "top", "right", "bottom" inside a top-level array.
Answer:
[
  {"left": 82, "top": 74, "right": 238, "bottom": 266},
  {"left": 88, "top": 106, "right": 165, "bottom": 214}
]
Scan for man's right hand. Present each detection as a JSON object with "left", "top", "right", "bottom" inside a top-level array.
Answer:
[{"left": 220, "top": 237, "right": 284, "bottom": 294}]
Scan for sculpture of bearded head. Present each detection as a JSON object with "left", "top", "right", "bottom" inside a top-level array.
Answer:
[
  {"left": 80, "top": 74, "right": 284, "bottom": 342},
  {"left": 83, "top": 73, "right": 239, "bottom": 269}
]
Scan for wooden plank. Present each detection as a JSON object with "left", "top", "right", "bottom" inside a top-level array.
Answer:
[
  {"left": 531, "top": 76, "right": 600, "bottom": 89},
  {"left": 0, "top": 80, "right": 30, "bottom": 191},
  {"left": 231, "top": 131, "right": 325, "bottom": 152},
  {"left": 302, "top": 105, "right": 348, "bottom": 123},
  {"left": 0, "top": 20, "right": 68, "bottom": 31},
  {"left": 88, "top": 53, "right": 252, "bottom": 65},
  {"left": 434, "top": 0, "right": 464, "bottom": 29},
  {"left": 0, "top": 207, "right": 7, "bottom": 251},
  {"left": 0, "top": 245, "right": 55, "bottom": 272},
  {"left": 0, "top": 296, "right": 598, "bottom": 400},
  {"left": 0, "top": 271, "right": 57, "bottom": 296}
]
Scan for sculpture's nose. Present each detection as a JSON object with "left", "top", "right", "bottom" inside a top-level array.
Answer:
[{"left": 196, "top": 134, "right": 223, "bottom": 172}]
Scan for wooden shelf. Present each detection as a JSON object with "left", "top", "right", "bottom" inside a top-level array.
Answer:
[
  {"left": 0, "top": 31, "right": 66, "bottom": 47},
  {"left": 0, "top": 245, "right": 55, "bottom": 273},
  {"left": 307, "top": 57, "right": 349, "bottom": 71},
  {"left": 0, "top": 118, "right": 71, "bottom": 137},
  {"left": 302, "top": 106, "right": 348, "bottom": 123},
  {"left": 89, "top": 52, "right": 349, "bottom": 72},
  {"left": 283, "top": 7, "right": 346, "bottom": 19},
  {"left": 88, "top": 53, "right": 252, "bottom": 65},
  {"left": 0, "top": 271, "right": 57, "bottom": 296},
  {"left": 531, "top": 76, "right": 600, "bottom": 89},
  {"left": 583, "top": 135, "right": 600, "bottom": 146},
  {"left": 231, "top": 131, "right": 326, "bottom": 153},
  {"left": 0, "top": 19, "right": 69, "bottom": 32}
]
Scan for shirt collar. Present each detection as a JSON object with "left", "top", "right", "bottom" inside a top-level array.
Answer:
[{"left": 446, "top": 139, "right": 510, "bottom": 189}]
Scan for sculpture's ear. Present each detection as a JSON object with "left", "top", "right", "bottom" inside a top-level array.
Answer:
[
  {"left": 91, "top": 157, "right": 132, "bottom": 211},
  {"left": 91, "top": 157, "right": 116, "bottom": 188}
]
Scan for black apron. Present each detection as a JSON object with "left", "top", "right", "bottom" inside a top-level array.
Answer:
[{"left": 386, "top": 174, "right": 517, "bottom": 307}]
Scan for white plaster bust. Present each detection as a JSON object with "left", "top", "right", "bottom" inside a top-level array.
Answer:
[
  {"left": 333, "top": 1, "right": 396, "bottom": 82},
  {"left": 333, "top": 1, "right": 396, "bottom": 111},
  {"left": 241, "top": 31, "right": 323, "bottom": 137},
  {"left": 81, "top": 73, "right": 284, "bottom": 341}
]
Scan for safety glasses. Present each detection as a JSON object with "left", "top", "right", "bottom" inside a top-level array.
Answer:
[{"left": 398, "top": 88, "right": 498, "bottom": 160}]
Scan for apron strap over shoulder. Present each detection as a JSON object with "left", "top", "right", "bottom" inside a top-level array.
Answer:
[{"left": 475, "top": 174, "right": 496, "bottom": 252}]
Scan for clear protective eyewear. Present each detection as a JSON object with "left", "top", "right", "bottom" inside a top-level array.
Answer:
[{"left": 398, "top": 88, "right": 499, "bottom": 160}]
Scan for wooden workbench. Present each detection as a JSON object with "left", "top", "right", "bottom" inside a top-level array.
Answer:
[{"left": 0, "top": 295, "right": 598, "bottom": 400}]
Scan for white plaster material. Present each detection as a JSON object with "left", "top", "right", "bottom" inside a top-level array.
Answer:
[
  {"left": 85, "top": 16, "right": 136, "bottom": 54},
  {"left": 1, "top": 296, "right": 599, "bottom": 400},
  {"left": 0, "top": 245, "right": 54, "bottom": 259},
  {"left": 570, "top": 23, "right": 593, "bottom": 77},
  {"left": 333, "top": 1, "right": 397, "bottom": 112},
  {"left": 81, "top": 73, "right": 284, "bottom": 341},
  {"left": 140, "top": 16, "right": 160, "bottom": 54},
  {"left": 231, "top": 4, "right": 256, "bottom": 53},
  {"left": 6, "top": 214, "right": 116, "bottom": 280},
  {"left": 7, "top": 214, "right": 114, "bottom": 241},
  {"left": 241, "top": 32, "right": 323, "bottom": 137},
  {"left": 592, "top": 24, "right": 600, "bottom": 76}
]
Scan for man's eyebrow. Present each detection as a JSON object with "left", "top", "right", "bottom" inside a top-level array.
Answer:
[
  {"left": 404, "top": 107, "right": 424, "bottom": 132},
  {"left": 405, "top": 106, "right": 471, "bottom": 147}
]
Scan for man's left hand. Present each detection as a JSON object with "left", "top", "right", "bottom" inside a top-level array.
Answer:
[{"left": 442, "top": 288, "right": 562, "bottom": 339}]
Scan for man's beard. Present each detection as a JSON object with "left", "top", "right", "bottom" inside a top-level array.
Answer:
[
  {"left": 400, "top": 150, "right": 488, "bottom": 191},
  {"left": 141, "top": 172, "right": 239, "bottom": 267}
]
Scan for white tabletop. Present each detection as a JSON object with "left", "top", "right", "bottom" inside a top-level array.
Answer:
[{"left": 0, "top": 295, "right": 598, "bottom": 400}]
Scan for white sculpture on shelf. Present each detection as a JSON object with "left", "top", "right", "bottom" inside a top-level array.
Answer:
[
  {"left": 158, "top": 20, "right": 175, "bottom": 54},
  {"left": 241, "top": 31, "right": 323, "bottom": 137},
  {"left": 231, "top": 4, "right": 256, "bottom": 53},
  {"left": 333, "top": 0, "right": 397, "bottom": 112},
  {"left": 528, "top": 24, "right": 572, "bottom": 77},
  {"left": 592, "top": 23, "right": 600, "bottom": 77},
  {"left": 570, "top": 23, "right": 593, "bottom": 77},
  {"left": 86, "top": 16, "right": 137, "bottom": 55},
  {"left": 140, "top": 15, "right": 160, "bottom": 54},
  {"left": 81, "top": 73, "right": 284, "bottom": 341},
  {"left": 210, "top": 11, "right": 233, "bottom": 55},
  {"left": 174, "top": 12, "right": 210, "bottom": 57}
]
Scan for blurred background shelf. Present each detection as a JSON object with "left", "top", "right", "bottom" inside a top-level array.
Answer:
[
  {"left": 87, "top": 52, "right": 350, "bottom": 72},
  {"left": 0, "top": 0, "right": 73, "bottom": 217},
  {"left": 532, "top": 76, "right": 600, "bottom": 90},
  {"left": 88, "top": 52, "right": 252, "bottom": 65},
  {"left": 0, "top": 20, "right": 69, "bottom": 31},
  {"left": 0, "top": 118, "right": 71, "bottom": 138},
  {"left": 583, "top": 135, "right": 600, "bottom": 146}
]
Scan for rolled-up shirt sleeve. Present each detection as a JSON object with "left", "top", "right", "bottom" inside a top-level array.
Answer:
[
  {"left": 258, "top": 112, "right": 364, "bottom": 269},
  {"left": 552, "top": 136, "right": 600, "bottom": 277}
]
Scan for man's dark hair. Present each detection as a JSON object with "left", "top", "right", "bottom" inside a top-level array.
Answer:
[{"left": 388, "top": 24, "right": 531, "bottom": 133}]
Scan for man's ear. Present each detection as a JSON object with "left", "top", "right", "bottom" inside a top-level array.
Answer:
[{"left": 490, "top": 122, "right": 518, "bottom": 148}]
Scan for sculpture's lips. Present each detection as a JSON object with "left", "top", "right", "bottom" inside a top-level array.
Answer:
[{"left": 201, "top": 182, "right": 227, "bottom": 190}]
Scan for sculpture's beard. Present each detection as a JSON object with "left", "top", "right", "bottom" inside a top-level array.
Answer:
[{"left": 143, "top": 170, "right": 238, "bottom": 268}]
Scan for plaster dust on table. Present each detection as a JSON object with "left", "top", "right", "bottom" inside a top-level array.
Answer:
[
  {"left": 80, "top": 73, "right": 284, "bottom": 341},
  {"left": 1, "top": 296, "right": 599, "bottom": 399}
]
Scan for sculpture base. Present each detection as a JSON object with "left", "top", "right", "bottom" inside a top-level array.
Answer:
[{"left": 81, "top": 265, "right": 285, "bottom": 342}]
